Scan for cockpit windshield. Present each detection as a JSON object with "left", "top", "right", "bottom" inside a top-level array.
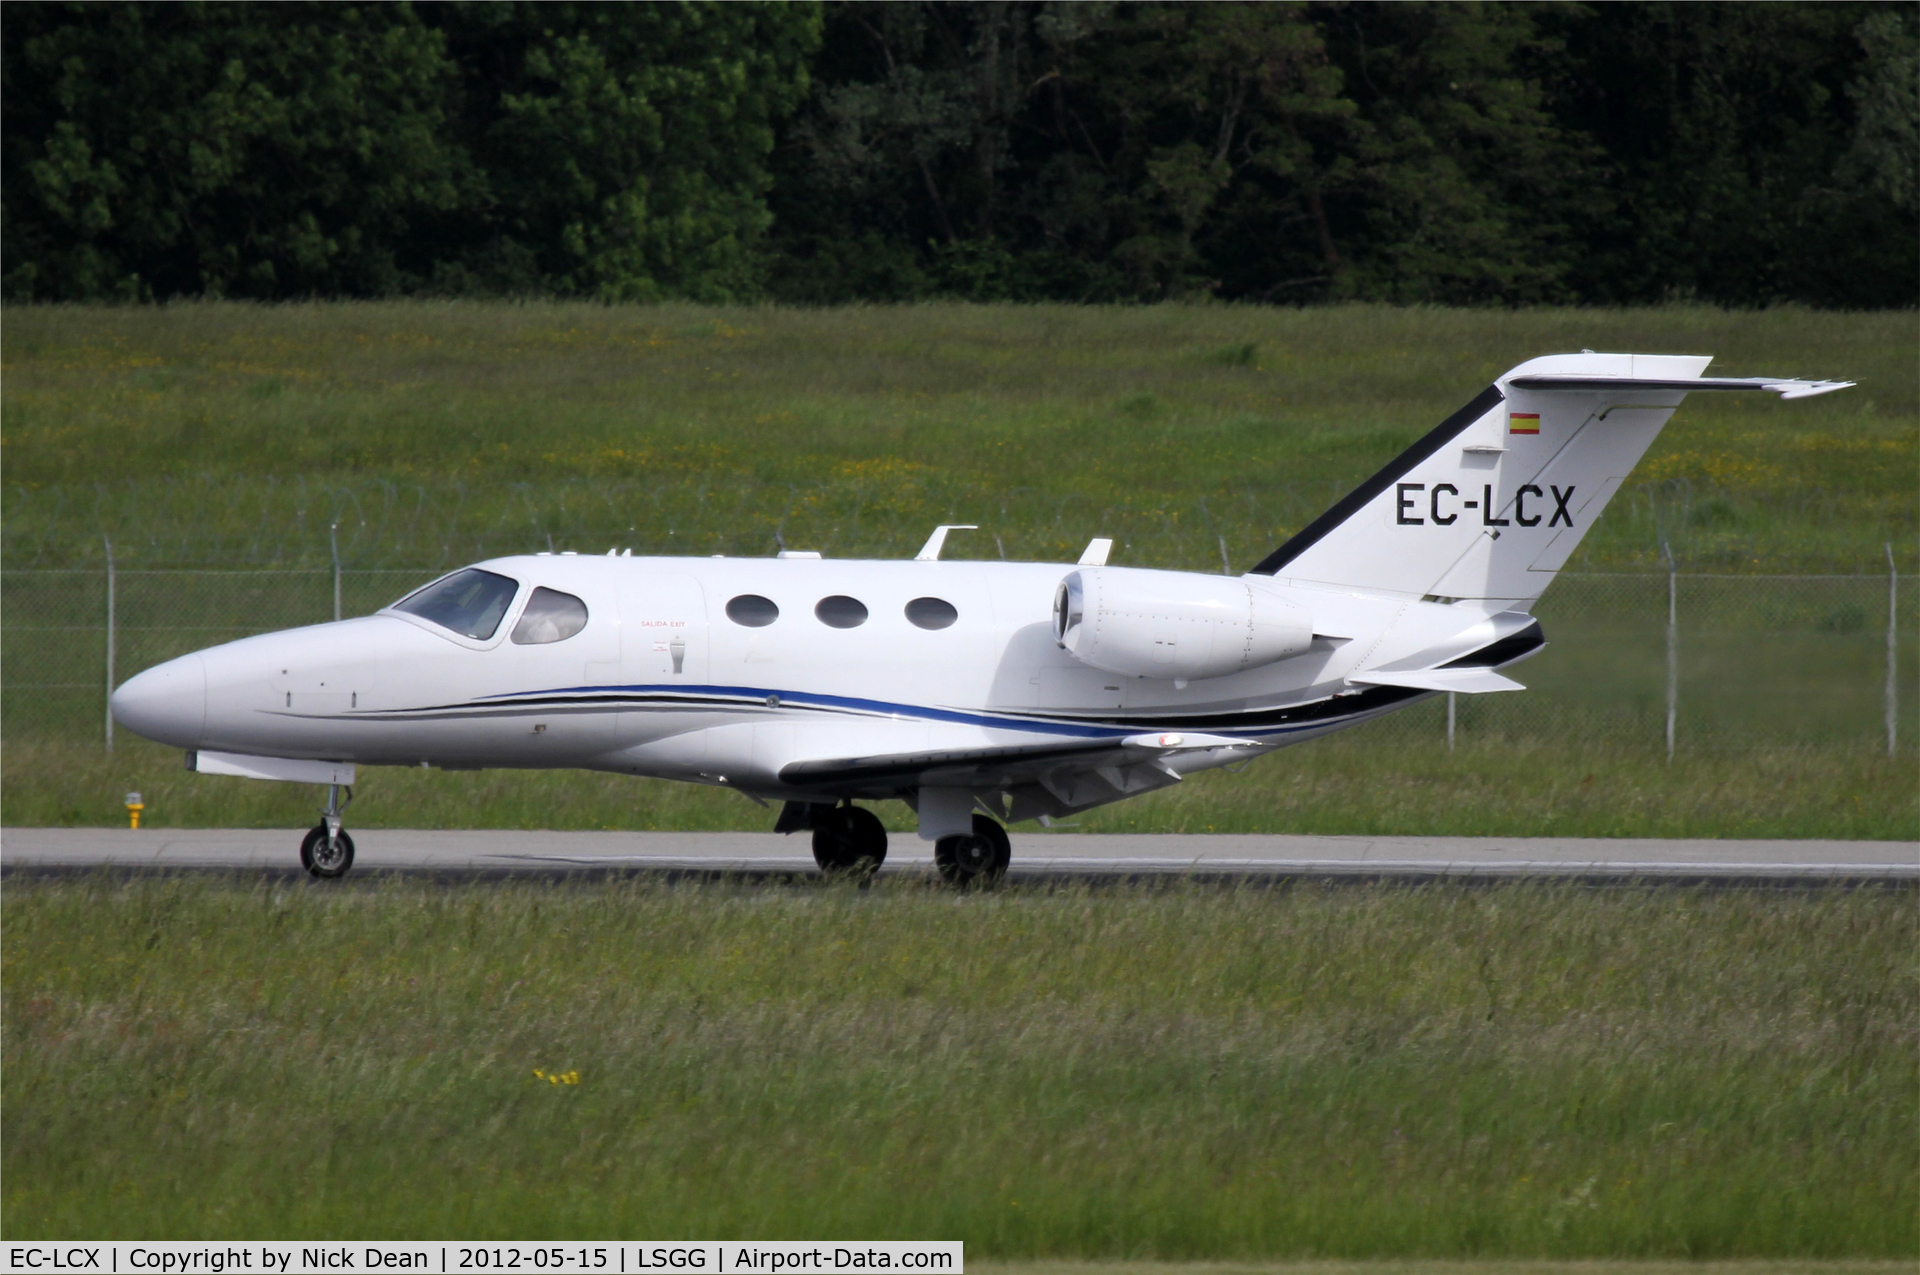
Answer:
[{"left": 393, "top": 568, "right": 519, "bottom": 640}]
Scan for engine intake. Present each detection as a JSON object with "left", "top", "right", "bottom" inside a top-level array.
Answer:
[{"left": 1053, "top": 567, "right": 1314, "bottom": 682}]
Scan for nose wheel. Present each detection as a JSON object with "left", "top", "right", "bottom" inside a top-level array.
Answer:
[
  {"left": 935, "top": 814, "right": 1011, "bottom": 887},
  {"left": 300, "top": 784, "right": 356, "bottom": 879}
]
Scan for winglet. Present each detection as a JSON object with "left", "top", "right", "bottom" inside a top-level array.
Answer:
[{"left": 1078, "top": 538, "right": 1113, "bottom": 566}]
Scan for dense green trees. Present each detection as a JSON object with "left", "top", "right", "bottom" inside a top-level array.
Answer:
[
  {"left": 2, "top": 2, "right": 819, "bottom": 300},
  {"left": 4, "top": 1, "right": 1913, "bottom": 306}
]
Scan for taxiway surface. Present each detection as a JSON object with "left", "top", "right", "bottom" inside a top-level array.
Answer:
[{"left": 3, "top": 827, "right": 1913, "bottom": 884}]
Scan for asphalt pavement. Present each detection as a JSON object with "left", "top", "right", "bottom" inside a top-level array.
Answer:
[{"left": 3, "top": 826, "right": 1913, "bottom": 884}]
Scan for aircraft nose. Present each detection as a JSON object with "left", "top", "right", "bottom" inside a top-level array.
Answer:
[{"left": 111, "top": 652, "right": 207, "bottom": 747}]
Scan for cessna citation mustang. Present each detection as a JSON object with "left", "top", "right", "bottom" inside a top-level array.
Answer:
[{"left": 111, "top": 352, "right": 1851, "bottom": 882}]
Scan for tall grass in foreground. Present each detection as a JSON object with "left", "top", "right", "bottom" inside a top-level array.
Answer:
[{"left": 4, "top": 878, "right": 1911, "bottom": 1250}]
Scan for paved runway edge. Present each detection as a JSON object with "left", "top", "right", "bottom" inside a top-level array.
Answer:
[{"left": 4, "top": 828, "right": 1914, "bottom": 884}]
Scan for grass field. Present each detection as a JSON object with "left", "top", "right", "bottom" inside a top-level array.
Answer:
[
  {"left": 3, "top": 303, "right": 1913, "bottom": 573},
  {"left": 3, "top": 877, "right": 1912, "bottom": 1249}
]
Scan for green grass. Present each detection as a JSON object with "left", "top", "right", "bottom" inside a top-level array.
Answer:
[
  {"left": 2, "top": 302, "right": 1913, "bottom": 572},
  {"left": 5, "top": 731, "right": 1914, "bottom": 840},
  {"left": 3, "top": 878, "right": 1912, "bottom": 1249}
]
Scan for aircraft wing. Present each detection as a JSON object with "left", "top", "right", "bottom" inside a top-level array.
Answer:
[
  {"left": 1347, "top": 668, "right": 1525, "bottom": 694},
  {"left": 776, "top": 730, "right": 1259, "bottom": 818},
  {"left": 778, "top": 730, "right": 1253, "bottom": 789}
]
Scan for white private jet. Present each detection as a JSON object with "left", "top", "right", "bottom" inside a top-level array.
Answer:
[{"left": 110, "top": 352, "right": 1851, "bottom": 882}]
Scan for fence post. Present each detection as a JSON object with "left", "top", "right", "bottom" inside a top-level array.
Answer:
[
  {"left": 1446, "top": 692, "right": 1456, "bottom": 752},
  {"left": 330, "top": 522, "right": 342, "bottom": 622},
  {"left": 103, "top": 536, "right": 115, "bottom": 753},
  {"left": 1664, "top": 541, "right": 1677, "bottom": 763},
  {"left": 1888, "top": 542, "right": 1898, "bottom": 757}
]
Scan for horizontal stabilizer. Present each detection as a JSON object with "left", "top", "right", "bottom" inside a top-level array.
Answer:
[
  {"left": 1347, "top": 668, "right": 1525, "bottom": 694},
  {"left": 1507, "top": 375, "right": 1854, "bottom": 400}
]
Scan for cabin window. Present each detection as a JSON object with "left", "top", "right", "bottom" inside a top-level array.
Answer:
[
  {"left": 393, "top": 568, "right": 519, "bottom": 640},
  {"left": 726, "top": 594, "right": 780, "bottom": 627},
  {"left": 511, "top": 587, "right": 589, "bottom": 645},
  {"left": 905, "top": 597, "right": 958, "bottom": 630},
  {"left": 815, "top": 595, "right": 869, "bottom": 628}
]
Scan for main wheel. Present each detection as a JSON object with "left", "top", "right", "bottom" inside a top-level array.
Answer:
[
  {"left": 934, "top": 814, "right": 1011, "bottom": 887},
  {"left": 812, "top": 805, "right": 888, "bottom": 875},
  {"left": 300, "top": 824, "right": 355, "bottom": 879}
]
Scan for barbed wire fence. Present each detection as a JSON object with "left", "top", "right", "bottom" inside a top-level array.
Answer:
[{"left": 5, "top": 559, "right": 1911, "bottom": 757}]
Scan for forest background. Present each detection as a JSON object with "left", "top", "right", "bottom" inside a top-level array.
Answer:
[{"left": 6, "top": 0, "right": 1917, "bottom": 310}]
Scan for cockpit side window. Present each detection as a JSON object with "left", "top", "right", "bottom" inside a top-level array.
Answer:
[
  {"left": 511, "top": 587, "right": 589, "bottom": 645},
  {"left": 393, "top": 568, "right": 520, "bottom": 640}
]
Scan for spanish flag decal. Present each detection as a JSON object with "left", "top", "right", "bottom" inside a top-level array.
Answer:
[{"left": 1509, "top": 412, "right": 1540, "bottom": 435}]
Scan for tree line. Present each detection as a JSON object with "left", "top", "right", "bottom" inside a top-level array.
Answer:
[{"left": 5, "top": 1, "right": 1915, "bottom": 308}]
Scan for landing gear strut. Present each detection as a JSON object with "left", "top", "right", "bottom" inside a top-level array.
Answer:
[
  {"left": 935, "top": 814, "right": 1010, "bottom": 887},
  {"left": 300, "top": 783, "right": 355, "bottom": 879}
]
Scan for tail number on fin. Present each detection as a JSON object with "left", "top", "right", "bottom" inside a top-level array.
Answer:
[{"left": 1397, "top": 482, "right": 1574, "bottom": 528}]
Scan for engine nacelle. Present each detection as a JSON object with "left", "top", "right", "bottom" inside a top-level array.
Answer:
[{"left": 1052, "top": 567, "right": 1314, "bottom": 682}]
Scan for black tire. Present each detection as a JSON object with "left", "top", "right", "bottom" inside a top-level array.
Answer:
[
  {"left": 934, "top": 814, "right": 1010, "bottom": 887},
  {"left": 300, "top": 824, "right": 355, "bottom": 879},
  {"left": 812, "top": 805, "right": 888, "bottom": 874}
]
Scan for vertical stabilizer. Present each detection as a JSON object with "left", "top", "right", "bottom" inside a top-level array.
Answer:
[{"left": 1250, "top": 353, "right": 1716, "bottom": 607}]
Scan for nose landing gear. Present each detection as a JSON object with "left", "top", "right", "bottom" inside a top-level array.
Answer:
[
  {"left": 935, "top": 814, "right": 1011, "bottom": 887},
  {"left": 300, "top": 783, "right": 355, "bottom": 879}
]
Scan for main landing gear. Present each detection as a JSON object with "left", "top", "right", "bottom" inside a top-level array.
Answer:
[
  {"left": 776, "top": 801, "right": 1012, "bottom": 887},
  {"left": 777, "top": 800, "right": 888, "bottom": 876},
  {"left": 300, "top": 783, "right": 355, "bottom": 879},
  {"left": 935, "top": 814, "right": 1011, "bottom": 888}
]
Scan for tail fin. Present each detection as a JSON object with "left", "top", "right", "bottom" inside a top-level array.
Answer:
[{"left": 1248, "top": 353, "right": 1851, "bottom": 607}]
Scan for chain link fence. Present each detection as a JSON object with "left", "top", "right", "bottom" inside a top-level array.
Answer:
[{"left": 2, "top": 565, "right": 1911, "bottom": 755}]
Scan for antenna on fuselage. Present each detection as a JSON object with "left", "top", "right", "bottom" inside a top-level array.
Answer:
[
  {"left": 1078, "top": 538, "right": 1113, "bottom": 566},
  {"left": 916, "top": 525, "right": 978, "bottom": 561}
]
